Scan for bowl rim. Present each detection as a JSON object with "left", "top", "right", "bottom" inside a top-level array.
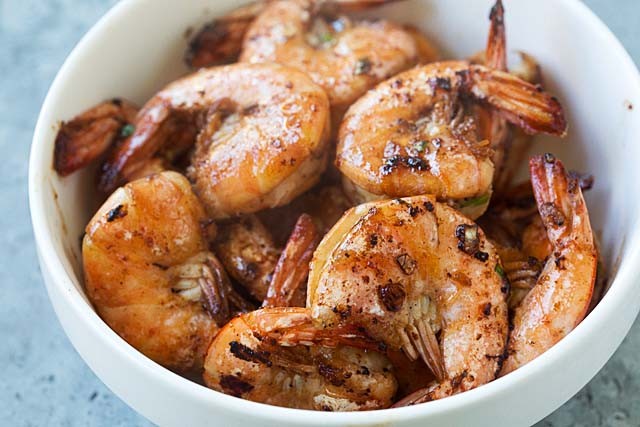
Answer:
[{"left": 29, "top": 0, "right": 640, "bottom": 424}]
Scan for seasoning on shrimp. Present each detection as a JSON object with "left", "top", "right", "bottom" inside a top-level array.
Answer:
[
  {"left": 500, "top": 155, "right": 597, "bottom": 375},
  {"left": 83, "top": 172, "right": 252, "bottom": 373},
  {"left": 308, "top": 195, "right": 509, "bottom": 402},
  {"left": 336, "top": 61, "right": 567, "bottom": 218},
  {"left": 204, "top": 307, "right": 397, "bottom": 410},
  {"left": 98, "top": 63, "right": 331, "bottom": 219},
  {"left": 53, "top": 98, "right": 138, "bottom": 176},
  {"left": 239, "top": 0, "right": 428, "bottom": 124}
]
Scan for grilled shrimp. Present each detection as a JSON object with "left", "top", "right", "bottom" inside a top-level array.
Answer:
[
  {"left": 185, "top": 1, "right": 268, "bottom": 68},
  {"left": 213, "top": 214, "right": 281, "bottom": 302},
  {"left": 258, "top": 183, "right": 353, "bottom": 246},
  {"left": 479, "top": 170, "right": 595, "bottom": 309},
  {"left": 336, "top": 61, "right": 567, "bottom": 216},
  {"left": 54, "top": 99, "right": 137, "bottom": 176},
  {"left": 240, "top": 0, "right": 422, "bottom": 121},
  {"left": 83, "top": 171, "right": 252, "bottom": 373},
  {"left": 308, "top": 196, "right": 509, "bottom": 402},
  {"left": 98, "top": 63, "right": 331, "bottom": 219},
  {"left": 499, "top": 155, "right": 597, "bottom": 375},
  {"left": 204, "top": 307, "right": 397, "bottom": 410}
]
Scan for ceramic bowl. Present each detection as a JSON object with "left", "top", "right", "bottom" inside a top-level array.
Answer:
[{"left": 29, "top": 0, "right": 640, "bottom": 425}]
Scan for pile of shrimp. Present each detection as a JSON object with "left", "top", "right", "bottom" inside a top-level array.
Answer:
[{"left": 55, "top": 0, "right": 604, "bottom": 411}]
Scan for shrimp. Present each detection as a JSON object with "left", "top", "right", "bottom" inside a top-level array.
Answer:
[
  {"left": 213, "top": 214, "right": 281, "bottom": 302},
  {"left": 203, "top": 307, "right": 397, "bottom": 410},
  {"left": 83, "top": 171, "right": 252, "bottom": 373},
  {"left": 500, "top": 154, "right": 597, "bottom": 375},
  {"left": 98, "top": 63, "right": 331, "bottom": 219},
  {"left": 263, "top": 213, "right": 320, "bottom": 307},
  {"left": 239, "top": 0, "right": 422, "bottom": 122},
  {"left": 185, "top": 2, "right": 268, "bottom": 68},
  {"left": 336, "top": 61, "right": 567, "bottom": 218},
  {"left": 479, "top": 169, "right": 595, "bottom": 309},
  {"left": 54, "top": 98, "right": 137, "bottom": 176},
  {"left": 307, "top": 195, "right": 509, "bottom": 402}
]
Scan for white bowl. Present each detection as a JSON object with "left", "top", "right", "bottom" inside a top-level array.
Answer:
[{"left": 29, "top": 0, "right": 640, "bottom": 425}]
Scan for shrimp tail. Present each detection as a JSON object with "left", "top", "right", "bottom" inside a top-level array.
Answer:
[
  {"left": 467, "top": 66, "right": 567, "bottom": 136},
  {"left": 98, "top": 103, "right": 192, "bottom": 192},
  {"left": 263, "top": 214, "right": 319, "bottom": 308},
  {"left": 329, "top": 0, "right": 407, "bottom": 11},
  {"left": 54, "top": 99, "right": 138, "bottom": 176},
  {"left": 185, "top": 2, "right": 267, "bottom": 68},
  {"left": 486, "top": 0, "right": 506, "bottom": 72},
  {"left": 98, "top": 98, "right": 227, "bottom": 193},
  {"left": 246, "top": 307, "right": 384, "bottom": 351},
  {"left": 392, "top": 383, "right": 437, "bottom": 407},
  {"left": 529, "top": 153, "right": 593, "bottom": 247}
]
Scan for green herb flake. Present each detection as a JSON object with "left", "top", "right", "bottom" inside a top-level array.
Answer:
[
  {"left": 120, "top": 123, "right": 135, "bottom": 138},
  {"left": 319, "top": 33, "right": 334, "bottom": 44},
  {"left": 460, "top": 193, "right": 490, "bottom": 208},
  {"left": 413, "top": 140, "right": 427, "bottom": 152},
  {"left": 495, "top": 264, "right": 506, "bottom": 278}
]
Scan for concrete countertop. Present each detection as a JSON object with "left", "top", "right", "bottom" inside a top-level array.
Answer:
[{"left": 1, "top": 0, "right": 638, "bottom": 425}]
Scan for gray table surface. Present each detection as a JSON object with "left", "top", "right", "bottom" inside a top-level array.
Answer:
[{"left": 1, "top": 0, "right": 639, "bottom": 425}]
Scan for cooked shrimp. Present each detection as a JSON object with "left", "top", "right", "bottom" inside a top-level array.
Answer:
[
  {"left": 83, "top": 171, "right": 252, "bottom": 373},
  {"left": 308, "top": 196, "right": 509, "bottom": 402},
  {"left": 387, "top": 350, "right": 436, "bottom": 398},
  {"left": 240, "top": 0, "right": 421, "bottom": 121},
  {"left": 500, "top": 154, "right": 597, "bottom": 375},
  {"left": 258, "top": 183, "right": 353, "bottom": 246},
  {"left": 185, "top": 2, "right": 268, "bottom": 68},
  {"left": 263, "top": 213, "right": 319, "bottom": 307},
  {"left": 98, "top": 63, "right": 331, "bottom": 219},
  {"left": 203, "top": 307, "right": 397, "bottom": 410},
  {"left": 54, "top": 98, "right": 137, "bottom": 176},
  {"left": 479, "top": 169, "right": 595, "bottom": 309},
  {"left": 213, "top": 214, "right": 281, "bottom": 302},
  {"left": 336, "top": 61, "right": 567, "bottom": 217}
]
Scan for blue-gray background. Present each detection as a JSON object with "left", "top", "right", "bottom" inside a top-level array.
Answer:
[{"left": 1, "top": 0, "right": 638, "bottom": 425}]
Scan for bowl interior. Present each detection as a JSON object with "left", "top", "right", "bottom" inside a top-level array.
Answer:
[
  {"left": 38, "top": 0, "right": 638, "bottom": 310},
  {"left": 30, "top": 0, "right": 640, "bottom": 424}
]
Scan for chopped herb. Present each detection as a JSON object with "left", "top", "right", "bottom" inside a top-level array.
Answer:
[
  {"left": 120, "top": 123, "right": 135, "bottom": 138},
  {"left": 413, "top": 140, "right": 427, "bottom": 152},
  {"left": 354, "top": 57, "right": 372, "bottom": 75},
  {"left": 460, "top": 193, "right": 490, "bottom": 208},
  {"left": 319, "top": 33, "right": 334, "bottom": 44},
  {"left": 495, "top": 264, "right": 506, "bottom": 278}
]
